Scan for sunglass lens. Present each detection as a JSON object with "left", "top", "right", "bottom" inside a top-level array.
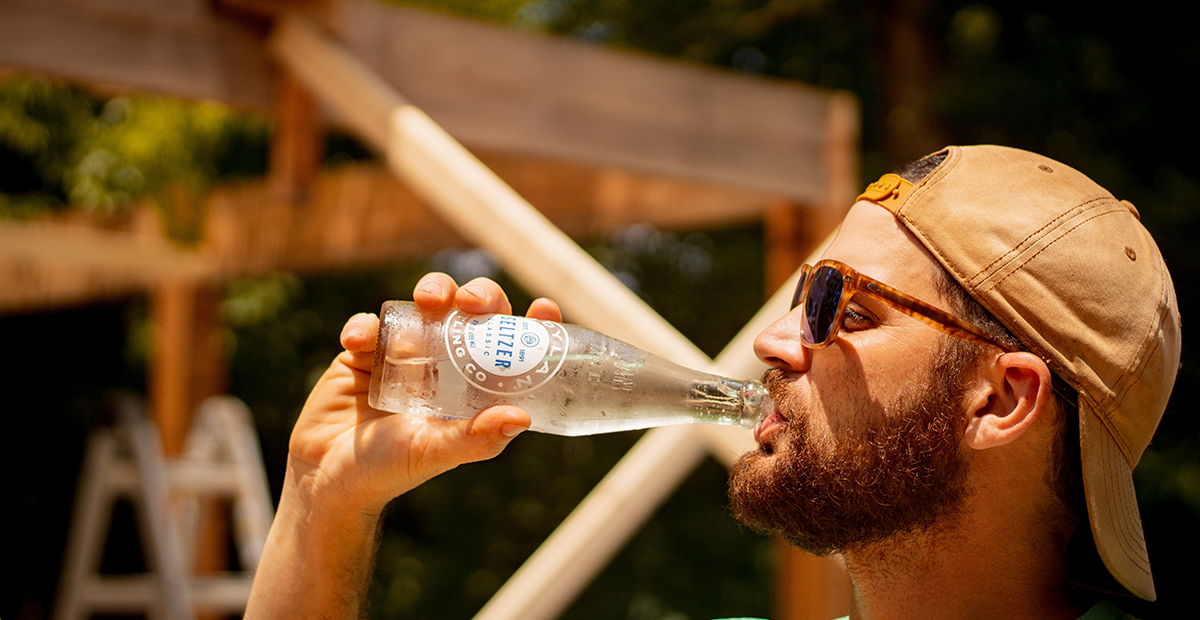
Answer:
[
  {"left": 803, "top": 266, "right": 843, "bottom": 345},
  {"left": 790, "top": 272, "right": 808, "bottom": 310}
]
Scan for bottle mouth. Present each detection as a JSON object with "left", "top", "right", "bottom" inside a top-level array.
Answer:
[{"left": 739, "top": 381, "right": 770, "bottom": 430}]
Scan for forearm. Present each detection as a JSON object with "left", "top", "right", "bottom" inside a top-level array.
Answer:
[{"left": 245, "top": 458, "right": 385, "bottom": 620}]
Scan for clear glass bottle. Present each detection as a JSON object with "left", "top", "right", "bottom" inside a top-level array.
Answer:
[{"left": 368, "top": 301, "right": 769, "bottom": 436}]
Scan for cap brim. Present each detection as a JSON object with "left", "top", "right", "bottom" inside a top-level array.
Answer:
[{"left": 1079, "top": 401, "right": 1156, "bottom": 600}]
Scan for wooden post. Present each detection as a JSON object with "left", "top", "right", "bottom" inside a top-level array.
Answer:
[
  {"left": 151, "top": 280, "right": 191, "bottom": 457},
  {"left": 764, "top": 199, "right": 815, "bottom": 295},
  {"left": 150, "top": 279, "right": 226, "bottom": 456},
  {"left": 773, "top": 543, "right": 852, "bottom": 620},
  {"left": 824, "top": 92, "right": 859, "bottom": 226},
  {"left": 269, "top": 67, "right": 324, "bottom": 203}
]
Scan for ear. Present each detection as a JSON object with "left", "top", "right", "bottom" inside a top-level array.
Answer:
[{"left": 962, "top": 352, "right": 1054, "bottom": 450}]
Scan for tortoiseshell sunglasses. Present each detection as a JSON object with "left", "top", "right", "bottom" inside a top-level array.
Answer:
[{"left": 789, "top": 259, "right": 1019, "bottom": 352}]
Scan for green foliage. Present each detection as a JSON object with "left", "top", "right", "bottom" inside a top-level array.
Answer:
[
  {"left": 0, "top": 75, "right": 269, "bottom": 238},
  {"left": 0, "top": 77, "right": 95, "bottom": 214},
  {"left": 69, "top": 97, "right": 229, "bottom": 214},
  {"left": 383, "top": 0, "right": 533, "bottom": 24}
]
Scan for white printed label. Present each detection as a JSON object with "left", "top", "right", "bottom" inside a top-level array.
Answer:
[{"left": 444, "top": 311, "right": 569, "bottom": 394}]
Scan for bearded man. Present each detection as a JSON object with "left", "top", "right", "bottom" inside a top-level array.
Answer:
[{"left": 245, "top": 146, "right": 1179, "bottom": 620}]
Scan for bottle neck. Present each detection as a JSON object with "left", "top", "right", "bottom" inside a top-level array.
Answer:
[{"left": 686, "top": 377, "right": 768, "bottom": 430}]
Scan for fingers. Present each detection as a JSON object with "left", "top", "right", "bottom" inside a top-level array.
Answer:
[
  {"left": 413, "top": 273, "right": 512, "bottom": 316},
  {"left": 456, "top": 278, "right": 512, "bottom": 315},
  {"left": 340, "top": 313, "right": 380, "bottom": 353},
  {"left": 462, "top": 405, "right": 531, "bottom": 460},
  {"left": 526, "top": 297, "right": 562, "bottom": 322},
  {"left": 413, "top": 272, "right": 458, "bottom": 310}
]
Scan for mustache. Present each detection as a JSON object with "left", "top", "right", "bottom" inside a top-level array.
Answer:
[
  {"left": 762, "top": 367, "right": 789, "bottom": 393},
  {"left": 762, "top": 368, "right": 801, "bottom": 421}
]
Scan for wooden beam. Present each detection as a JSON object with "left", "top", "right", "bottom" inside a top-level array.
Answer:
[
  {"left": 0, "top": 218, "right": 213, "bottom": 277},
  {"left": 1, "top": 0, "right": 851, "bottom": 201},
  {"left": 342, "top": 0, "right": 834, "bottom": 202},
  {"left": 0, "top": 152, "right": 785, "bottom": 314},
  {"left": 823, "top": 91, "right": 860, "bottom": 229},
  {"left": 0, "top": 217, "right": 216, "bottom": 313},
  {"left": 0, "top": 0, "right": 273, "bottom": 107}
]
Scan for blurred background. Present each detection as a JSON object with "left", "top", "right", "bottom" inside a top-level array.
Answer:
[{"left": 2, "top": 1, "right": 1196, "bottom": 619}]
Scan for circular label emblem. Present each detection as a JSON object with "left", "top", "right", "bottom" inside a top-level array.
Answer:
[{"left": 444, "top": 311, "right": 570, "bottom": 395}]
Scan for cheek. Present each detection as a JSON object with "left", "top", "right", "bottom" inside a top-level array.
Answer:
[
  {"left": 803, "top": 348, "right": 878, "bottom": 437},
  {"left": 835, "top": 332, "right": 944, "bottom": 413}
]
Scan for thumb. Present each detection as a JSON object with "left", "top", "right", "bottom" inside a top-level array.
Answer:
[{"left": 462, "top": 405, "right": 531, "bottom": 461}]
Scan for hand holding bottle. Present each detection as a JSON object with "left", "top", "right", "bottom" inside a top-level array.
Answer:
[
  {"left": 247, "top": 274, "right": 561, "bottom": 620},
  {"left": 289, "top": 273, "right": 562, "bottom": 512}
]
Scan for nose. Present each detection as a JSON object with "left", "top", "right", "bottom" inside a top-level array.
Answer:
[{"left": 754, "top": 310, "right": 812, "bottom": 373}]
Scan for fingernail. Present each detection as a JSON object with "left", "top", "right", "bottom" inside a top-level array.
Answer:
[
  {"left": 417, "top": 280, "right": 443, "bottom": 297},
  {"left": 462, "top": 283, "right": 486, "bottom": 301},
  {"left": 500, "top": 423, "right": 526, "bottom": 438}
]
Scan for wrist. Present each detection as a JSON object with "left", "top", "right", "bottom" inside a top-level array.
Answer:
[
  {"left": 246, "top": 456, "right": 385, "bottom": 620},
  {"left": 281, "top": 455, "right": 388, "bottom": 531}
]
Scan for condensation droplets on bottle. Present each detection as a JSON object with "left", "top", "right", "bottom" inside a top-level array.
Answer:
[{"left": 368, "top": 301, "right": 769, "bottom": 436}]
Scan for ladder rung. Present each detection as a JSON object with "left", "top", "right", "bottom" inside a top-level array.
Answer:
[
  {"left": 106, "top": 461, "right": 244, "bottom": 495},
  {"left": 79, "top": 573, "right": 255, "bottom": 612}
]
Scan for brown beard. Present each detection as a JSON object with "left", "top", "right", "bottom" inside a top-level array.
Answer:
[{"left": 727, "top": 340, "right": 978, "bottom": 555}]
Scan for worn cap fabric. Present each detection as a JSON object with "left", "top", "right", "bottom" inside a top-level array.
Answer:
[{"left": 858, "top": 145, "right": 1181, "bottom": 600}]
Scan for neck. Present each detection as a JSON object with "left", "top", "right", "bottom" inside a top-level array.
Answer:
[{"left": 839, "top": 484, "right": 1090, "bottom": 620}]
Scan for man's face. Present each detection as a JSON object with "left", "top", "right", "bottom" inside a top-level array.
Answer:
[{"left": 728, "top": 203, "right": 981, "bottom": 554}]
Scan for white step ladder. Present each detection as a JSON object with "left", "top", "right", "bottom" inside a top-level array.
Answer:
[{"left": 53, "top": 394, "right": 275, "bottom": 620}]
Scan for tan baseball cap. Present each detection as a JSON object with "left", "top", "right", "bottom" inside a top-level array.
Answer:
[{"left": 857, "top": 145, "right": 1180, "bottom": 600}]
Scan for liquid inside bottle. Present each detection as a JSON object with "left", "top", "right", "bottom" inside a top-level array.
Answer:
[{"left": 369, "top": 301, "right": 768, "bottom": 437}]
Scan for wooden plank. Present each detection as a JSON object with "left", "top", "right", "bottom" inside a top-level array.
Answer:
[
  {"left": 475, "top": 424, "right": 711, "bottom": 620},
  {"left": 0, "top": 0, "right": 272, "bottom": 106},
  {"left": 344, "top": 0, "right": 833, "bottom": 201},
  {"left": 1, "top": 0, "right": 847, "bottom": 199},
  {"left": 0, "top": 150, "right": 785, "bottom": 314},
  {"left": 0, "top": 219, "right": 213, "bottom": 277},
  {"left": 0, "top": 217, "right": 215, "bottom": 314},
  {"left": 151, "top": 281, "right": 199, "bottom": 458},
  {"left": 0, "top": 259, "right": 147, "bottom": 314},
  {"left": 824, "top": 92, "right": 860, "bottom": 217},
  {"left": 149, "top": 280, "right": 224, "bottom": 459}
]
